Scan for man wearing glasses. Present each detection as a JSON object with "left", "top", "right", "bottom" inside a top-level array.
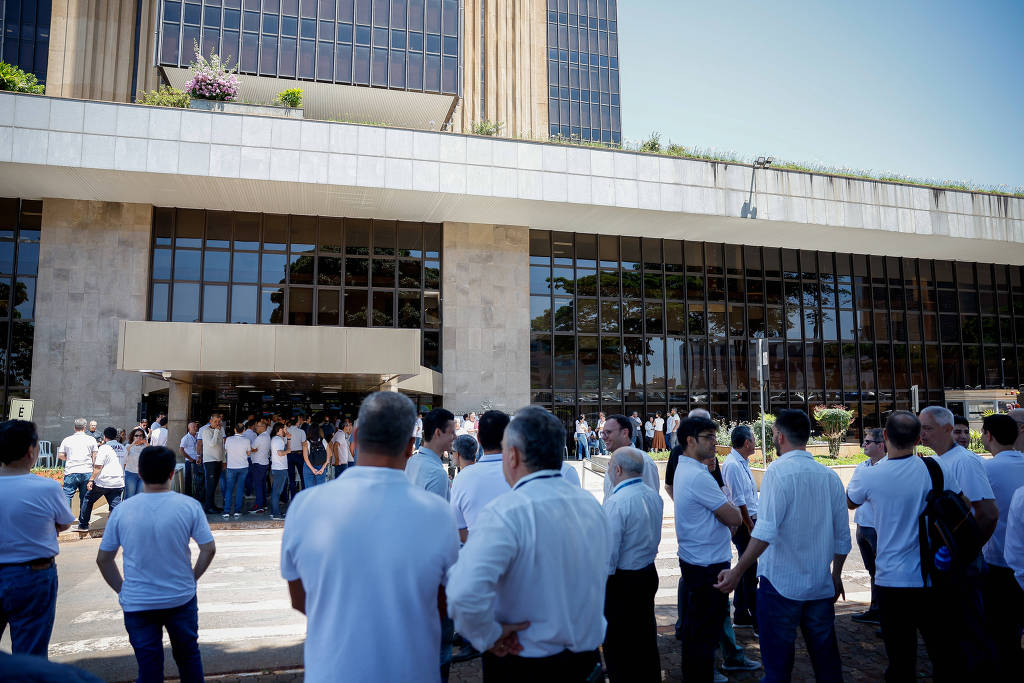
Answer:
[{"left": 848, "top": 428, "right": 887, "bottom": 625}]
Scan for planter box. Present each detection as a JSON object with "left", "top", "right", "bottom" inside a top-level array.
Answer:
[{"left": 189, "top": 99, "right": 303, "bottom": 119}]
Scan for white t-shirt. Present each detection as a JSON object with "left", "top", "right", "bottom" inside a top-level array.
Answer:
[
  {"left": 94, "top": 444, "right": 126, "bottom": 489},
  {"left": 271, "top": 435, "right": 289, "bottom": 470},
  {"left": 450, "top": 454, "right": 509, "bottom": 532},
  {"left": 331, "top": 430, "right": 352, "bottom": 464},
  {"left": 148, "top": 426, "right": 168, "bottom": 447},
  {"left": 673, "top": 455, "right": 732, "bottom": 565},
  {"left": 654, "top": 417, "right": 665, "bottom": 432},
  {"left": 644, "top": 421, "right": 655, "bottom": 438},
  {"left": 287, "top": 425, "right": 307, "bottom": 452},
  {"left": 0, "top": 474, "right": 76, "bottom": 563},
  {"left": 59, "top": 432, "right": 98, "bottom": 474},
  {"left": 936, "top": 444, "right": 994, "bottom": 503},
  {"left": 106, "top": 440, "right": 128, "bottom": 469},
  {"left": 99, "top": 492, "right": 214, "bottom": 612},
  {"left": 251, "top": 431, "right": 272, "bottom": 466},
  {"left": 224, "top": 435, "right": 251, "bottom": 469},
  {"left": 847, "top": 455, "right": 961, "bottom": 588},
  {"left": 124, "top": 444, "right": 145, "bottom": 474},
  {"left": 281, "top": 466, "right": 459, "bottom": 682}
]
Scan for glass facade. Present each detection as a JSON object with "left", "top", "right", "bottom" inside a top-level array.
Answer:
[
  {"left": 0, "top": 198, "right": 40, "bottom": 411},
  {"left": 158, "top": 0, "right": 461, "bottom": 95},
  {"left": 529, "top": 229, "right": 1024, "bottom": 437},
  {"left": 1, "top": 0, "right": 51, "bottom": 83},
  {"left": 149, "top": 208, "right": 442, "bottom": 371},
  {"left": 546, "top": 0, "right": 620, "bottom": 144}
]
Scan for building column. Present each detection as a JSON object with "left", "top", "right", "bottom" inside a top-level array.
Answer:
[
  {"left": 441, "top": 223, "right": 530, "bottom": 415},
  {"left": 167, "top": 373, "right": 194, "bottom": 461},
  {"left": 31, "top": 199, "right": 152, "bottom": 442}
]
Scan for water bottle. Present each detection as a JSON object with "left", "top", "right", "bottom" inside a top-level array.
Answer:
[{"left": 933, "top": 546, "right": 952, "bottom": 572}]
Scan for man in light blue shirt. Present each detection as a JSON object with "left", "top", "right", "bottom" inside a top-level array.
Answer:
[
  {"left": 715, "top": 409, "right": 850, "bottom": 683},
  {"left": 979, "top": 413, "right": 1024, "bottom": 677},
  {"left": 603, "top": 447, "right": 664, "bottom": 682},
  {"left": 406, "top": 408, "right": 455, "bottom": 502},
  {"left": 720, "top": 425, "right": 759, "bottom": 630}
]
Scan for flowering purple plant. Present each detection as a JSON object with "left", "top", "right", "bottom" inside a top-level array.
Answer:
[{"left": 185, "top": 41, "right": 239, "bottom": 101}]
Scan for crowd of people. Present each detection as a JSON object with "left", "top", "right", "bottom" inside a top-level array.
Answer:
[{"left": 1, "top": 397, "right": 1023, "bottom": 682}]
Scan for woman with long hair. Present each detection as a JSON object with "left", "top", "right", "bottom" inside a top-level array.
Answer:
[{"left": 123, "top": 428, "right": 147, "bottom": 498}]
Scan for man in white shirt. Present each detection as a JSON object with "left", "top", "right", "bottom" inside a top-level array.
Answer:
[
  {"left": 600, "top": 414, "right": 660, "bottom": 496},
  {"left": 715, "top": 409, "right": 850, "bottom": 683},
  {"left": 285, "top": 416, "right": 309, "bottom": 499},
  {"left": 846, "top": 428, "right": 886, "bottom": 626},
  {"left": 96, "top": 446, "right": 216, "bottom": 683},
  {"left": 78, "top": 427, "right": 126, "bottom": 531},
  {"left": 250, "top": 421, "right": 272, "bottom": 514},
  {"left": 330, "top": 419, "right": 353, "bottom": 478},
  {"left": 847, "top": 411, "right": 962, "bottom": 681},
  {"left": 665, "top": 408, "right": 680, "bottom": 451},
  {"left": 281, "top": 392, "right": 459, "bottom": 683},
  {"left": 179, "top": 421, "right": 201, "bottom": 502},
  {"left": 1005, "top": 486, "right": 1024, "bottom": 591},
  {"left": 413, "top": 413, "right": 424, "bottom": 450},
  {"left": 57, "top": 418, "right": 99, "bottom": 529},
  {"left": 603, "top": 447, "right": 664, "bottom": 683},
  {"left": 450, "top": 411, "right": 511, "bottom": 543},
  {"left": 406, "top": 408, "right": 455, "bottom": 502},
  {"left": 148, "top": 417, "right": 168, "bottom": 448},
  {"left": 447, "top": 406, "right": 610, "bottom": 680},
  {"left": 721, "top": 425, "right": 761, "bottom": 630},
  {"left": 673, "top": 416, "right": 742, "bottom": 682},
  {"left": 919, "top": 405, "right": 998, "bottom": 675},
  {"left": 979, "top": 413, "right": 1024, "bottom": 676},
  {"left": 197, "top": 414, "right": 226, "bottom": 514},
  {"left": 0, "top": 420, "right": 76, "bottom": 656},
  {"left": 630, "top": 412, "right": 643, "bottom": 449}
]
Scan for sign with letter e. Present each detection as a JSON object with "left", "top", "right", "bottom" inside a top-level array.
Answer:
[{"left": 9, "top": 398, "right": 34, "bottom": 421}]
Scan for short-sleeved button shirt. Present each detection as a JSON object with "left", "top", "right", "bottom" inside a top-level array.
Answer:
[{"left": 673, "top": 455, "right": 731, "bottom": 565}]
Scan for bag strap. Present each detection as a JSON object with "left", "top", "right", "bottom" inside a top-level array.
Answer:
[
  {"left": 919, "top": 456, "right": 943, "bottom": 585},
  {"left": 921, "top": 456, "right": 944, "bottom": 493}
]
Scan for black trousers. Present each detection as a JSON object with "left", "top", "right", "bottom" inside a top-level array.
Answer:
[
  {"left": 603, "top": 564, "right": 660, "bottom": 682},
  {"left": 286, "top": 451, "right": 304, "bottom": 497},
  {"left": 982, "top": 564, "right": 1024, "bottom": 677},
  {"left": 855, "top": 525, "right": 879, "bottom": 612},
  {"left": 877, "top": 586, "right": 949, "bottom": 682},
  {"left": 481, "top": 648, "right": 600, "bottom": 682},
  {"left": 732, "top": 523, "right": 758, "bottom": 622},
  {"left": 679, "top": 560, "right": 729, "bottom": 683}
]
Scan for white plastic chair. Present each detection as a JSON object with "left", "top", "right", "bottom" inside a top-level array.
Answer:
[{"left": 36, "top": 440, "right": 55, "bottom": 468}]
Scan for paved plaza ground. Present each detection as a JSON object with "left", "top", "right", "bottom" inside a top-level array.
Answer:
[{"left": 2, "top": 462, "right": 922, "bottom": 682}]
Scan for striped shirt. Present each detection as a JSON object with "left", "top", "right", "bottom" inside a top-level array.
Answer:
[{"left": 753, "top": 450, "right": 852, "bottom": 601}]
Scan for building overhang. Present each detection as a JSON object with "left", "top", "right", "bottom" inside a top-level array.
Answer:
[
  {"left": 161, "top": 67, "right": 458, "bottom": 130},
  {"left": 117, "top": 320, "right": 440, "bottom": 395},
  {"left": 2, "top": 92, "right": 1022, "bottom": 264}
]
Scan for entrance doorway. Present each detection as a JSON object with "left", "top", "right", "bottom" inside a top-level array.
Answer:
[{"left": 193, "top": 389, "right": 438, "bottom": 427}]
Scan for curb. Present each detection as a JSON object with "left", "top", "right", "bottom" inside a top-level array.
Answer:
[{"left": 58, "top": 519, "right": 286, "bottom": 543}]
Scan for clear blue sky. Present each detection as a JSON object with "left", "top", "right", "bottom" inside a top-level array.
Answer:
[{"left": 617, "top": 1, "right": 1024, "bottom": 190}]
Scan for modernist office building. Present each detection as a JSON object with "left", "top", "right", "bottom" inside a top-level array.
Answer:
[{"left": 0, "top": 0, "right": 1020, "bottom": 449}]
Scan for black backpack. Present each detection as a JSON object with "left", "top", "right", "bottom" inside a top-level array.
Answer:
[
  {"left": 308, "top": 440, "right": 328, "bottom": 468},
  {"left": 918, "top": 456, "right": 984, "bottom": 585}
]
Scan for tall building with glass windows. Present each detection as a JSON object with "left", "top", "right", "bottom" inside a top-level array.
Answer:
[{"left": 1, "top": 1, "right": 1021, "bottom": 459}]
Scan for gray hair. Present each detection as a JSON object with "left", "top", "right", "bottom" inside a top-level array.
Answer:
[
  {"left": 453, "top": 435, "right": 479, "bottom": 462},
  {"left": 505, "top": 406, "right": 565, "bottom": 471},
  {"left": 688, "top": 408, "right": 712, "bottom": 420},
  {"left": 865, "top": 427, "right": 884, "bottom": 442},
  {"left": 730, "top": 425, "right": 754, "bottom": 449},
  {"left": 611, "top": 447, "right": 644, "bottom": 476},
  {"left": 356, "top": 391, "right": 417, "bottom": 457},
  {"left": 74, "top": 418, "right": 87, "bottom": 430},
  {"left": 921, "top": 405, "right": 954, "bottom": 427}
]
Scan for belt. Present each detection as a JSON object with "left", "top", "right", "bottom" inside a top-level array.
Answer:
[{"left": 0, "top": 557, "right": 55, "bottom": 569}]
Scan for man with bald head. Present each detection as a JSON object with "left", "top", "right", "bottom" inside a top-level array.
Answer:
[{"left": 602, "top": 447, "right": 664, "bottom": 682}]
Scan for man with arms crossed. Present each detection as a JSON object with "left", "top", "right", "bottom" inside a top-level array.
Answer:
[
  {"left": 602, "top": 447, "right": 664, "bottom": 682},
  {"left": 281, "top": 392, "right": 459, "bottom": 682},
  {"left": 720, "top": 425, "right": 760, "bottom": 630},
  {"left": 97, "top": 446, "right": 216, "bottom": 682},
  {"left": 448, "top": 407, "right": 610, "bottom": 681},
  {"left": 716, "top": 409, "right": 850, "bottom": 683}
]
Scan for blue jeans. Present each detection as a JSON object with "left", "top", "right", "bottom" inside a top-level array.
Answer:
[
  {"left": 270, "top": 470, "right": 288, "bottom": 516},
  {"left": 79, "top": 485, "right": 123, "bottom": 528},
  {"left": 249, "top": 463, "right": 269, "bottom": 509},
  {"left": 575, "top": 434, "right": 588, "bottom": 460},
  {"left": 333, "top": 463, "right": 350, "bottom": 479},
  {"left": 666, "top": 432, "right": 677, "bottom": 451},
  {"left": 302, "top": 464, "right": 326, "bottom": 488},
  {"left": 757, "top": 577, "right": 842, "bottom": 683},
  {"left": 414, "top": 437, "right": 422, "bottom": 450},
  {"left": 123, "top": 471, "right": 143, "bottom": 499},
  {"left": 123, "top": 595, "right": 203, "bottom": 683},
  {"left": 0, "top": 564, "right": 58, "bottom": 657},
  {"left": 224, "top": 467, "right": 247, "bottom": 514},
  {"left": 62, "top": 472, "right": 90, "bottom": 510}
]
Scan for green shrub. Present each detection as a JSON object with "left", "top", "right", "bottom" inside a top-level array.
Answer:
[
  {"left": 666, "top": 143, "right": 687, "bottom": 157},
  {"left": 639, "top": 132, "right": 662, "bottom": 153},
  {"left": 752, "top": 411, "right": 776, "bottom": 460},
  {"left": 275, "top": 87, "right": 303, "bottom": 108},
  {"left": 471, "top": 120, "right": 503, "bottom": 136},
  {"left": 969, "top": 429, "right": 985, "bottom": 453},
  {"left": 137, "top": 85, "right": 190, "bottom": 108},
  {"left": 813, "top": 405, "right": 857, "bottom": 459},
  {"left": 0, "top": 61, "right": 44, "bottom": 94}
]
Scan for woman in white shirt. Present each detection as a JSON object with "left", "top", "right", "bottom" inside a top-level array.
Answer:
[
  {"left": 123, "top": 429, "right": 147, "bottom": 498},
  {"left": 223, "top": 423, "right": 254, "bottom": 518},
  {"left": 652, "top": 411, "right": 666, "bottom": 451},
  {"left": 644, "top": 417, "right": 655, "bottom": 452},
  {"left": 269, "top": 423, "right": 289, "bottom": 520},
  {"left": 302, "top": 424, "right": 330, "bottom": 488},
  {"left": 330, "top": 419, "right": 353, "bottom": 478},
  {"left": 575, "top": 416, "right": 589, "bottom": 460}
]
